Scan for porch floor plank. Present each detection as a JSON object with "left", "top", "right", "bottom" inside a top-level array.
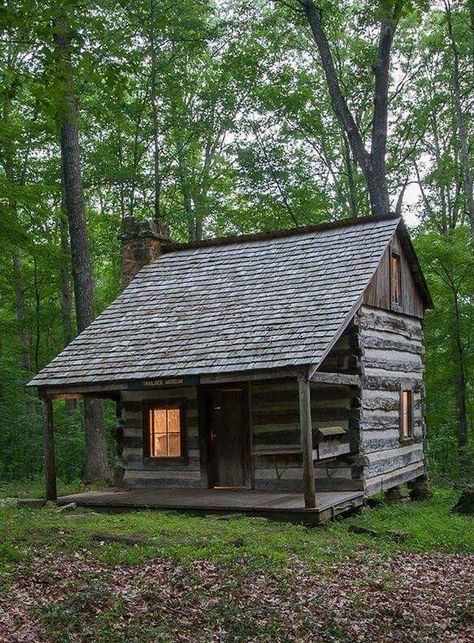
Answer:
[{"left": 57, "top": 487, "right": 364, "bottom": 524}]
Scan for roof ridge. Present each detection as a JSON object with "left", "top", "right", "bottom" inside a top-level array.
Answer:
[{"left": 162, "top": 213, "right": 400, "bottom": 253}]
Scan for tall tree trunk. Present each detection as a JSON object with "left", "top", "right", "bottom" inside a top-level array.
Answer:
[
  {"left": 452, "top": 292, "right": 469, "bottom": 465},
  {"left": 4, "top": 157, "right": 31, "bottom": 372},
  {"left": 53, "top": 14, "right": 108, "bottom": 481},
  {"left": 149, "top": 0, "right": 163, "bottom": 227},
  {"left": 59, "top": 189, "right": 74, "bottom": 349},
  {"left": 445, "top": 1, "right": 474, "bottom": 246},
  {"left": 288, "top": 0, "right": 403, "bottom": 217},
  {"left": 12, "top": 252, "right": 31, "bottom": 371},
  {"left": 59, "top": 188, "right": 76, "bottom": 415},
  {"left": 342, "top": 134, "right": 358, "bottom": 217}
]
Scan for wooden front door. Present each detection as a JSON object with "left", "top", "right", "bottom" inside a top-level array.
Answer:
[{"left": 202, "top": 387, "right": 250, "bottom": 488}]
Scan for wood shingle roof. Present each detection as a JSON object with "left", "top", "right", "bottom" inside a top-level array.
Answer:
[{"left": 29, "top": 216, "right": 403, "bottom": 389}]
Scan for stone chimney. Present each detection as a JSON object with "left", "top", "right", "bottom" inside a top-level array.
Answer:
[{"left": 121, "top": 217, "right": 169, "bottom": 288}]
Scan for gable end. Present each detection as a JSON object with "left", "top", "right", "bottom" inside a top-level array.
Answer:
[{"left": 363, "top": 227, "right": 428, "bottom": 319}]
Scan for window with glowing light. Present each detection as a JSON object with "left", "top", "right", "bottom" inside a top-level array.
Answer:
[
  {"left": 400, "top": 390, "right": 413, "bottom": 440},
  {"left": 146, "top": 407, "right": 184, "bottom": 458}
]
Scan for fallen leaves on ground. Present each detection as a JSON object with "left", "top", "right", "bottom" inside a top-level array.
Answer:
[{"left": 0, "top": 549, "right": 473, "bottom": 642}]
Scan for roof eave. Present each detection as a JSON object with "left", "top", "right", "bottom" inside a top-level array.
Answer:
[{"left": 29, "top": 364, "right": 312, "bottom": 396}]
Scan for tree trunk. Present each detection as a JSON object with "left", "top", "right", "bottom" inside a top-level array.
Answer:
[
  {"left": 295, "top": 0, "right": 402, "bottom": 217},
  {"left": 445, "top": 1, "right": 474, "bottom": 246},
  {"left": 366, "top": 166, "right": 391, "bottom": 216},
  {"left": 82, "top": 398, "right": 108, "bottom": 481},
  {"left": 12, "top": 252, "right": 31, "bottom": 371},
  {"left": 342, "top": 134, "right": 359, "bottom": 217},
  {"left": 452, "top": 289, "right": 469, "bottom": 465},
  {"left": 59, "top": 189, "right": 76, "bottom": 415},
  {"left": 149, "top": 0, "right": 164, "bottom": 228},
  {"left": 59, "top": 194, "right": 74, "bottom": 350},
  {"left": 53, "top": 14, "right": 108, "bottom": 480}
]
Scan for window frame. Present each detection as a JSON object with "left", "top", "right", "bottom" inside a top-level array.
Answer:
[
  {"left": 399, "top": 388, "right": 414, "bottom": 443},
  {"left": 142, "top": 401, "right": 188, "bottom": 464},
  {"left": 390, "top": 248, "right": 402, "bottom": 311}
]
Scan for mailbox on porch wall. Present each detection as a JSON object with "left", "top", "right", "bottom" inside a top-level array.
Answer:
[{"left": 314, "top": 426, "right": 350, "bottom": 460}]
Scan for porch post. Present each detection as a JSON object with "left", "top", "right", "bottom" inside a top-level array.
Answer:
[
  {"left": 41, "top": 396, "right": 57, "bottom": 501},
  {"left": 298, "top": 375, "right": 316, "bottom": 508}
]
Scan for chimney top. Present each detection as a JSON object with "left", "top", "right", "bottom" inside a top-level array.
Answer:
[
  {"left": 121, "top": 217, "right": 170, "bottom": 288},
  {"left": 121, "top": 216, "right": 169, "bottom": 242}
]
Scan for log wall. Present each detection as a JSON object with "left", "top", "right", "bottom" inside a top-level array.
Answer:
[
  {"left": 356, "top": 305, "right": 427, "bottom": 494},
  {"left": 115, "top": 307, "right": 428, "bottom": 496},
  {"left": 118, "top": 387, "right": 202, "bottom": 487},
  {"left": 116, "top": 331, "right": 359, "bottom": 491},
  {"left": 251, "top": 379, "right": 360, "bottom": 491},
  {"left": 251, "top": 329, "right": 362, "bottom": 492}
]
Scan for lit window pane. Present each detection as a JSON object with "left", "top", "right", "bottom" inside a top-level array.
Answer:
[
  {"left": 153, "top": 433, "right": 168, "bottom": 457},
  {"left": 168, "top": 409, "right": 180, "bottom": 433},
  {"left": 155, "top": 409, "right": 167, "bottom": 434},
  {"left": 401, "top": 391, "right": 412, "bottom": 438},
  {"left": 168, "top": 432, "right": 181, "bottom": 457},
  {"left": 149, "top": 408, "right": 181, "bottom": 458}
]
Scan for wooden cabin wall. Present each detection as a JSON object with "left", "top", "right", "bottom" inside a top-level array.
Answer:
[
  {"left": 356, "top": 305, "right": 426, "bottom": 495},
  {"left": 252, "top": 332, "right": 363, "bottom": 492},
  {"left": 363, "top": 233, "right": 424, "bottom": 318},
  {"left": 115, "top": 334, "right": 361, "bottom": 492},
  {"left": 318, "top": 324, "right": 359, "bottom": 374},
  {"left": 118, "top": 386, "right": 201, "bottom": 487}
]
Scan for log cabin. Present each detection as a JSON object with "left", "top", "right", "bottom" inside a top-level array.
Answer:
[{"left": 28, "top": 214, "right": 433, "bottom": 524}]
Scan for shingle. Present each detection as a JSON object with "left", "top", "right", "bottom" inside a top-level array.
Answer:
[{"left": 28, "top": 217, "right": 400, "bottom": 387}]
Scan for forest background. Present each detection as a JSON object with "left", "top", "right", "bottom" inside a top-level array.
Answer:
[{"left": 0, "top": 0, "right": 472, "bottom": 486}]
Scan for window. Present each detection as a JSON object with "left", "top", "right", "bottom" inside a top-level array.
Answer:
[
  {"left": 390, "top": 251, "right": 402, "bottom": 307},
  {"left": 146, "top": 406, "right": 184, "bottom": 459},
  {"left": 400, "top": 390, "right": 413, "bottom": 440}
]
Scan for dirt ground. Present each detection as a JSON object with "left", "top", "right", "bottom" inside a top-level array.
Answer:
[{"left": 1, "top": 550, "right": 473, "bottom": 642}]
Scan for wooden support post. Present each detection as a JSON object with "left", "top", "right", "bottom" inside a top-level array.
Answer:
[
  {"left": 298, "top": 376, "right": 316, "bottom": 508},
  {"left": 41, "top": 396, "right": 57, "bottom": 501}
]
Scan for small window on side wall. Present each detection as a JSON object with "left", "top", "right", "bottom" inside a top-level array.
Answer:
[
  {"left": 145, "top": 406, "right": 186, "bottom": 459},
  {"left": 400, "top": 390, "right": 413, "bottom": 441},
  {"left": 390, "top": 250, "right": 402, "bottom": 307}
]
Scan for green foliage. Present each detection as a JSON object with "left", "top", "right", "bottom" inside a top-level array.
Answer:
[
  {"left": 0, "top": 0, "right": 472, "bottom": 484},
  {"left": 415, "top": 227, "right": 474, "bottom": 482}
]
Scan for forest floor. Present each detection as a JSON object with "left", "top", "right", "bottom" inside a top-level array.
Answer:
[{"left": 0, "top": 483, "right": 473, "bottom": 642}]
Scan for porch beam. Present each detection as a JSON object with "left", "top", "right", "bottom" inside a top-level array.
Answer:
[
  {"left": 49, "top": 392, "right": 84, "bottom": 401},
  {"left": 200, "top": 367, "right": 305, "bottom": 385},
  {"left": 298, "top": 375, "right": 316, "bottom": 508},
  {"left": 41, "top": 396, "right": 57, "bottom": 501},
  {"left": 309, "top": 371, "right": 360, "bottom": 386}
]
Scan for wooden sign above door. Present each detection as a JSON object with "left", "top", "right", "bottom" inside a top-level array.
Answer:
[{"left": 127, "top": 375, "right": 200, "bottom": 390}]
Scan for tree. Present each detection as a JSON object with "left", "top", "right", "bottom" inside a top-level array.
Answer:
[
  {"left": 444, "top": 0, "right": 474, "bottom": 246},
  {"left": 274, "top": 0, "right": 425, "bottom": 217},
  {"left": 52, "top": 13, "right": 108, "bottom": 481},
  {"left": 405, "top": 2, "right": 473, "bottom": 473},
  {"left": 0, "top": 0, "right": 472, "bottom": 486}
]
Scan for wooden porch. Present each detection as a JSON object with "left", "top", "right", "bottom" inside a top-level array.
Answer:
[{"left": 57, "top": 487, "right": 365, "bottom": 525}]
